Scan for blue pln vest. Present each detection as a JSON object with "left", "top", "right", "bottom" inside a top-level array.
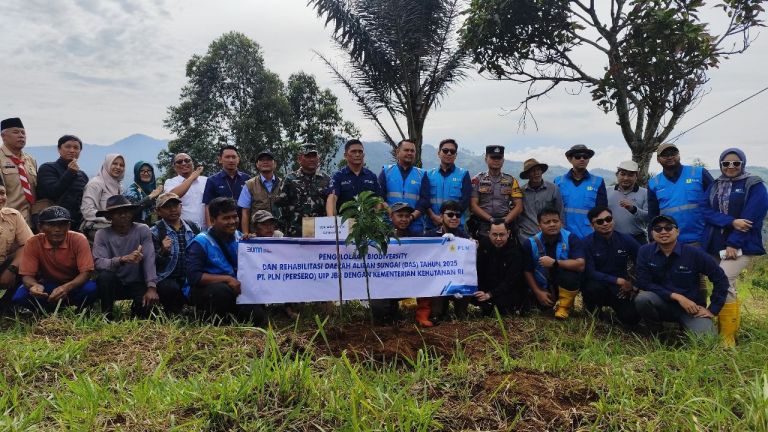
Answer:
[
  {"left": 648, "top": 165, "right": 706, "bottom": 244},
  {"left": 554, "top": 173, "right": 602, "bottom": 238},
  {"left": 190, "top": 230, "right": 242, "bottom": 277},
  {"left": 426, "top": 166, "right": 468, "bottom": 229},
  {"left": 529, "top": 229, "right": 572, "bottom": 289},
  {"left": 384, "top": 164, "right": 425, "bottom": 232}
]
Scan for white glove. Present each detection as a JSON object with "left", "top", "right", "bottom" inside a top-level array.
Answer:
[
  {"left": 453, "top": 293, "right": 463, "bottom": 299},
  {"left": 442, "top": 233, "right": 455, "bottom": 241}
]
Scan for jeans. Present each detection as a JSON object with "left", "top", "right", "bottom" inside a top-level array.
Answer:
[
  {"left": 634, "top": 290, "right": 715, "bottom": 334},
  {"left": 12, "top": 280, "right": 98, "bottom": 312}
]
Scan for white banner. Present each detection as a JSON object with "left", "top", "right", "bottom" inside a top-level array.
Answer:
[{"left": 237, "top": 237, "right": 477, "bottom": 304}]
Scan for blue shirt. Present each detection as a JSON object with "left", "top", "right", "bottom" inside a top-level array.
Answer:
[
  {"left": 635, "top": 241, "right": 729, "bottom": 314},
  {"left": 522, "top": 231, "right": 584, "bottom": 272},
  {"left": 329, "top": 166, "right": 382, "bottom": 210},
  {"left": 584, "top": 231, "right": 640, "bottom": 288},
  {"left": 202, "top": 170, "right": 251, "bottom": 204}
]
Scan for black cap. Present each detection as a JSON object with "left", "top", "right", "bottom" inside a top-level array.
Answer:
[
  {"left": 486, "top": 145, "right": 504, "bottom": 156},
  {"left": 650, "top": 214, "right": 678, "bottom": 227},
  {"left": 300, "top": 143, "right": 318, "bottom": 154},
  {"left": 38, "top": 206, "right": 72, "bottom": 223},
  {"left": 0, "top": 118, "right": 24, "bottom": 131},
  {"left": 256, "top": 150, "right": 275, "bottom": 160},
  {"left": 565, "top": 144, "right": 595, "bottom": 158}
]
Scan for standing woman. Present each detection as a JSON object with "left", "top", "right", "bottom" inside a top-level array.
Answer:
[
  {"left": 80, "top": 154, "right": 125, "bottom": 240},
  {"left": 124, "top": 161, "right": 163, "bottom": 225},
  {"left": 36, "top": 135, "right": 89, "bottom": 231},
  {"left": 701, "top": 148, "right": 768, "bottom": 346}
]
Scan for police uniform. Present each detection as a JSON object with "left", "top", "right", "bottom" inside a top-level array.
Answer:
[{"left": 471, "top": 145, "right": 523, "bottom": 237}]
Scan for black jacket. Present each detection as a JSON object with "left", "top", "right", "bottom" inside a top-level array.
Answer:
[
  {"left": 36, "top": 158, "right": 89, "bottom": 228},
  {"left": 476, "top": 236, "right": 526, "bottom": 298}
]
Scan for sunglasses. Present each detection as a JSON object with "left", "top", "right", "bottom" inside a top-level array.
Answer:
[
  {"left": 721, "top": 160, "right": 743, "bottom": 168},
  {"left": 572, "top": 154, "right": 590, "bottom": 160},
  {"left": 441, "top": 148, "right": 457, "bottom": 155},
  {"left": 174, "top": 158, "right": 192, "bottom": 165},
  {"left": 652, "top": 224, "right": 677, "bottom": 233},
  {"left": 592, "top": 216, "right": 613, "bottom": 225},
  {"left": 443, "top": 212, "right": 460, "bottom": 219}
]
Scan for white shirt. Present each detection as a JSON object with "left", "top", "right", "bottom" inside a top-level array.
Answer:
[{"left": 164, "top": 174, "right": 207, "bottom": 229}]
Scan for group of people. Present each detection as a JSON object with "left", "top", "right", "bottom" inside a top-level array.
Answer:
[{"left": 0, "top": 116, "right": 765, "bottom": 347}]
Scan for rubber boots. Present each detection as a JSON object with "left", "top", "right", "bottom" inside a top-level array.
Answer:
[
  {"left": 415, "top": 297, "right": 434, "bottom": 327},
  {"left": 718, "top": 300, "right": 741, "bottom": 348},
  {"left": 554, "top": 287, "right": 578, "bottom": 319}
]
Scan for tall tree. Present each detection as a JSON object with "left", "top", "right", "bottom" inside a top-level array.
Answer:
[
  {"left": 461, "top": 0, "right": 765, "bottom": 180},
  {"left": 308, "top": 0, "right": 469, "bottom": 166},
  {"left": 161, "top": 33, "right": 357, "bottom": 177},
  {"left": 285, "top": 72, "right": 360, "bottom": 172}
]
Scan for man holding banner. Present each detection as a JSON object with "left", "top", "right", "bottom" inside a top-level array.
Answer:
[{"left": 186, "top": 197, "right": 265, "bottom": 324}]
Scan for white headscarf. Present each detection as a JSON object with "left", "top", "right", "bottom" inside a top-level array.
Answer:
[{"left": 97, "top": 153, "right": 125, "bottom": 196}]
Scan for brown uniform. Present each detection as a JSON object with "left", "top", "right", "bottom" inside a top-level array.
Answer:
[{"left": 0, "top": 145, "right": 38, "bottom": 224}]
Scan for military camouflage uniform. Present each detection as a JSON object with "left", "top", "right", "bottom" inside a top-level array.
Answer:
[{"left": 277, "top": 169, "right": 331, "bottom": 237}]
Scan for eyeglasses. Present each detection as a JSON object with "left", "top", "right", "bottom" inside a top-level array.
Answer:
[
  {"left": 572, "top": 154, "right": 590, "bottom": 160},
  {"left": 441, "top": 148, "right": 457, "bottom": 155},
  {"left": 139, "top": 169, "right": 152, "bottom": 174},
  {"left": 721, "top": 160, "right": 743, "bottom": 168},
  {"left": 443, "top": 212, "right": 460, "bottom": 219},
  {"left": 174, "top": 158, "right": 192, "bottom": 165},
  {"left": 592, "top": 216, "right": 613, "bottom": 225},
  {"left": 490, "top": 233, "right": 508, "bottom": 239},
  {"left": 652, "top": 225, "right": 677, "bottom": 233}
]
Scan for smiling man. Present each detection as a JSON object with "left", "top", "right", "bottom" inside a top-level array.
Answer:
[
  {"left": 634, "top": 215, "right": 729, "bottom": 334},
  {"left": 379, "top": 139, "right": 430, "bottom": 234},
  {"left": 0, "top": 117, "right": 38, "bottom": 225},
  {"left": 326, "top": 139, "right": 382, "bottom": 215},
  {"left": 425, "top": 139, "right": 472, "bottom": 231},
  {"left": 164, "top": 152, "right": 207, "bottom": 229},
  {"left": 554, "top": 144, "right": 607, "bottom": 239},
  {"left": 12, "top": 206, "right": 97, "bottom": 312},
  {"left": 203, "top": 145, "right": 251, "bottom": 226},
  {"left": 607, "top": 161, "right": 649, "bottom": 244}
]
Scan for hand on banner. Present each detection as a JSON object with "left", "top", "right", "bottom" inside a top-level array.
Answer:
[
  {"left": 453, "top": 293, "right": 463, "bottom": 299},
  {"left": 474, "top": 291, "right": 491, "bottom": 302},
  {"left": 442, "top": 233, "right": 455, "bottom": 241}
]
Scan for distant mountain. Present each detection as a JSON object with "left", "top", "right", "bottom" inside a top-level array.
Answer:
[
  {"left": 25, "top": 134, "right": 168, "bottom": 178},
  {"left": 26, "top": 135, "right": 768, "bottom": 186}
]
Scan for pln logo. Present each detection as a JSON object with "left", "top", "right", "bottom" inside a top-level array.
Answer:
[{"left": 587, "top": 186, "right": 594, "bottom": 191}]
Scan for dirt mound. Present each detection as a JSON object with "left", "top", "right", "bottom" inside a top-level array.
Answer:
[
  {"left": 314, "top": 320, "right": 519, "bottom": 362},
  {"left": 481, "top": 368, "right": 597, "bottom": 430}
]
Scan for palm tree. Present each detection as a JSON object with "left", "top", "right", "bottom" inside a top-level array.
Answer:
[{"left": 308, "top": 0, "right": 469, "bottom": 166}]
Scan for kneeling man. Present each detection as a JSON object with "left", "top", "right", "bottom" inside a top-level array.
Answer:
[
  {"left": 634, "top": 215, "right": 729, "bottom": 334},
  {"left": 13, "top": 206, "right": 96, "bottom": 311},
  {"left": 187, "top": 197, "right": 265, "bottom": 324},
  {"left": 582, "top": 206, "right": 641, "bottom": 325},
  {"left": 523, "top": 207, "right": 585, "bottom": 319},
  {"left": 474, "top": 221, "right": 526, "bottom": 315}
]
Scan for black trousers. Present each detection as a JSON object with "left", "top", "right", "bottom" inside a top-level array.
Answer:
[
  {"left": 156, "top": 277, "right": 188, "bottom": 315},
  {"left": 582, "top": 280, "right": 640, "bottom": 326},
  {"left": 191, "top": 282, "right": 265, "bottom": 325},
  {"left": 370, "top": 299, "right": 400, "bottom": 324},
  {"left": 533, "top": 269, "right": 582, "bottom": 311},
  {"left": 96, "top": 271, "right": 150, "bottom": 319},
  {"left": 0, "top": 257, "right": 20, "bottom": 307}
]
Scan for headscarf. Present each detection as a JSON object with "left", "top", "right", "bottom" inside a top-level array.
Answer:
[
  {"left": 714, "top": 147, "right": 751, "bottom": 215},
  {"left": 132, "top": 160, "right": 156, "bottom": 195},
  {"left": 98, "top": 153, "right": 125, "bottom": 197}
]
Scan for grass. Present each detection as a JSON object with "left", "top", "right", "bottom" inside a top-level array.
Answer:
[{"left": 2, "top": 258, "right": 768, "bottom": 431}]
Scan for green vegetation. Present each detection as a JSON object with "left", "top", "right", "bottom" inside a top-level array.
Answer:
[{"left": 2, "top": 258, "right": 768, "bottom": 431}]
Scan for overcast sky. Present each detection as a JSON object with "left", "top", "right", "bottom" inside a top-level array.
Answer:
[{"left": 2, "top": 0, "right": 767, "bottom": 170}]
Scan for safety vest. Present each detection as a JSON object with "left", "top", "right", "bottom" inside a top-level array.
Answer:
[
  {"left": 528, "top": 229, "right": 572, "bottom": 289},
  {"left": 190, "top": 230, "right": 242, "bottom": 278},
  {"left": 648, "top": 165, "right": 705, "bottom": 244},
  {"left": 554, "top": 173, "right": 602, "bottom": 238},
  {"left": 384, "top": 164, "right": 425, "bottom": 232},
  {"left": 426, "top": 165, "right": 468, "bottom": 229}
]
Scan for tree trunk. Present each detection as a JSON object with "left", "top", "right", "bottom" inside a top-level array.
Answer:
[
  {"left": 631, "top": 144, "right": 656, "bottom": 186},
  {"left": 362, "top": 254, "right": 374, "bottom": 325}
]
